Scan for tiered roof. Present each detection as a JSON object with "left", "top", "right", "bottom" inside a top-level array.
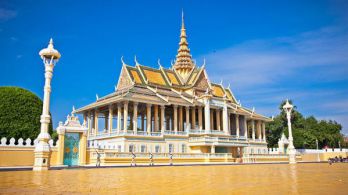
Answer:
[
  {"left": 74, "top": 12, "right": 271, "bottom": 122},
  {"left": 172, "top": 11, "right": 195, "bottom": 79}
]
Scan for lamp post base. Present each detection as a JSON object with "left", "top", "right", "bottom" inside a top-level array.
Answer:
[
  {"left": 288, "top": 148, "right": 297, "bottom": 164},
  {"left": 33, "top": 142, "right": 51, "bottom": 171}
]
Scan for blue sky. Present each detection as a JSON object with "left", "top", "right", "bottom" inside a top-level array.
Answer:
[{"left": 0, "top": 0, "right": 347, "bottom": 134}]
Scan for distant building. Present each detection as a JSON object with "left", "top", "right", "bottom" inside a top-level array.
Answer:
[{"left": 74, "top": 13, "right": 272, "bottom": 156}]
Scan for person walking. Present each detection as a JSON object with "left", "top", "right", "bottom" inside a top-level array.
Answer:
[
  {"left": 169, "top": 152, "right": 173, "bottom": 166},
  {"left": 95, "top": 149, "right": 101, "bottom": 167},
  {"left": 131, "top": 151, "right": 136, "bottom": 166},
  {"left": 149, "top": 152, "right": 154, "bottom": 166}
]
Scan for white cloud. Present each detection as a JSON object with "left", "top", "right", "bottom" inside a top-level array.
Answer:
[
  {"left": 200, "top": 25, "right": 348, "bottom": 135},
  {"left": 0, "top": 8, "right": 17, "bottom": 21},
  {"left": 10, "top": 36, "right": 18, "bottom": 41}
]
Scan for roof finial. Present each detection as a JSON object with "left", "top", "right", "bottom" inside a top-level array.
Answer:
[
  {"left": 71, "top": 106, "right": 75, "bottom": 116},
  {"left": 49, "top": 38, "right": 53, "bottom": 47},
  {"left": 121, "top": 56, "right": 125, "bottom": 65},
  {"left": 182, "top": 9, "right": 185, "bottom": 29},
  {"left": 134, "top": 55, "right": 139, "bottom": 65},
  {"left": 158, "top": 58, "right": 162, "bottom": 68}
]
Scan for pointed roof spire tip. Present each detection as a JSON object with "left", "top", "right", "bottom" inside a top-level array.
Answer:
[
  {"left": 181, "top": 9, "right": 185, "bottom": 29},
  {"left": 173, "top": 10, "right": 194, "bottom": 73}
]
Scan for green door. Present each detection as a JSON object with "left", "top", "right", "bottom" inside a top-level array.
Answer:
[{"left": 63, "top": 133, "right": 80, "bottom": 166}]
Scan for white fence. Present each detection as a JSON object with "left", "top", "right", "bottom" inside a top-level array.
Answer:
[
  {"left": 296, "top": 148, "right": 348, "bottom": 154},
  {"left": 0, "top": 137, "right": 58, "bottom": 147},
  {"left": 269, "top": 148, "right": 348, "bottom": 154}
]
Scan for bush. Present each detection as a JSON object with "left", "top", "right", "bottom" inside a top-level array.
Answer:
[{"left": 0, "top": 86, "right": 54, "bottom": 140}]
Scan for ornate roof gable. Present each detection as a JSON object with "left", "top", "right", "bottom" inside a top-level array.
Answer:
[
  {"left": 192, "top": 67, "right": 212, "bottom": 95},
  {"left": 116, "top": 65, "right": 134, "bottom": 91}
]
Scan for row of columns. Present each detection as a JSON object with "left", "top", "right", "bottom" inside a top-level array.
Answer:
[
  {"left": 84, "top": 100, "right": 266, "bottom": 141},
  {"left": 249, "top": 120, "right": 267, "bottom": 141}
]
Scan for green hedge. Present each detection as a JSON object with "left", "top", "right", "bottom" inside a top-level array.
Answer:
[{"left": 0, "top": 86, "right": 54, "bottom": 140}]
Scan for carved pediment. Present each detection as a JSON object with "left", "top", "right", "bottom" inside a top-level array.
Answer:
[
  {"left": 116, "top": 66, "right": 133, "bottom": 91},
  {"left": 193, "top": 71, "right": 210, "bottom": 91}
]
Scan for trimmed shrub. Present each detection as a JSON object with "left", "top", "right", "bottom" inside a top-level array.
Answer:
[{"left": 0, "top": 86, "right": 54, "bottom": 140}]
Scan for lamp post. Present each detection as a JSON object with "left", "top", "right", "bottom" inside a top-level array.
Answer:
[
  {"left": 316, "top": 139, "right": 320, "bottom": 162},
  {"left": 339, "top": 141, "right": 341, "bottom": 151},
  {"left": 283, "top": 99, "right": 296, "bottom": 164},
  {"left": 33, "top": 39, "right": 61, "bottom": 171}
]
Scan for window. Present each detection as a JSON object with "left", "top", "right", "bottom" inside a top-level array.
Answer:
[
  {"left": 155, "top": 145, "right": 161, "bottom": 153},
  {"left": 118, "top": 145, "right": 121, "bottom": 152},
  {"left": 141, "top": 145, "right": 146, "bottom": 153},
  {"left": 181, "top": 144, "right": 186, "bottom": 153},
  {"left": 169, "top": 144, "right": 174, "bottom": 153}
]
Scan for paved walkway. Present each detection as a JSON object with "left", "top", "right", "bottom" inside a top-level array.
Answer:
[{"left": 1, "top": 161, "right": 315, "bottom": 171}]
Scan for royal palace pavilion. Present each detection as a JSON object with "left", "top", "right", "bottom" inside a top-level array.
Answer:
[{"left": 73, "top": 14, "right": 272, "bottom": 158}]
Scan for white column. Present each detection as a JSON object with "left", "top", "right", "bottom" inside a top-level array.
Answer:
[
  {"left": 222, "top": 105, "right": 228, "bottom": 134},
  {"left": 198, "top": 106, "right": 203, "bottom": 130},
  {"left": 179, "top": 106, "right": 183, "bottom": 131},
  {"left": 216, "top": 109, "right": 221, "bottom": 130},
  {"left": 173, "top": 105, "right": 178, "bottom": 132},
  {"left": 108, "top": 105, "right": 113, "bottom": 133},
  {"left": 117, "top": 104, "right": 121, "bottom": 133},
  {"left": 146, "top": 104, "right": 152, "bottom": 134},
  {"left": 210, "top": 110, "right": 214, "bottom": 130},
  {"left": 104, "top": 113, "right": 108, "bottom": 132},
  {"left": 235, "top": 114, "right": 240, "bottom": 137},
  {"left": 228, "top": 113, "right": 231, "bottom": 134},
  {"left": 204, "top": 98, "right": 210, "bottom": 133},
  {"left": 133, "top": 102, "right": 138, "bottom": 133},
  {"left": 123, "top": 101, "right": 128, "bottom": 132},
  {"left": 83, "top": 113, "right": 87, "bottom": 128},
  {"left": 258, "top": 121, "right": 262, "bottom": 140},
  {"left": 262, "top": 122, "right": 266, "bottom": 142},
  {"left": 160, "top": 105, "right": 165, "bottom": 133},
  {"left": 154, "top": 105, "right": 159, "bottom": 132},
  {"left": 87, "top": 111, "right": 91, "bottom": 135},
  {"left": 252, "top": 120, "right": 255, "bottom": 140},
  {"left": 191, "top": 107, "right": 196, "bottom": 130},
  {"left": 94, "top": 109, "right": 99, "bottom": 135},
  {"left": 244, "top": 117, "right": 248, "bottom": 139},
  {"left": 185, "top": 106, "right": 190, "bottom": 132},
  {"left": 211, "top": 145, "right": 215, "bottom": 154}
]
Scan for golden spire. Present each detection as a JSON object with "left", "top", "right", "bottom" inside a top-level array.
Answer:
[{"left": 173, "top": 10, "right": 195, "bottom": 80}]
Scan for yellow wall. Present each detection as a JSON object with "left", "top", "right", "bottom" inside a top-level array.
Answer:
[
  {"left": 0, "top": 148, "right": 34, "bottom": 166},
  {"left": 189, "top": 146, "right": 210, "bottom": 153},
  {"left": 0, "top": 147, "right": 58, "bottom": 167},
  {"left": 301, "top": 152, "right": 348, "bottom": 162}
]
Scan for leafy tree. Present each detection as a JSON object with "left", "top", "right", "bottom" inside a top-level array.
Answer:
[
  {"left": 0, "top": 87, "right": 57, "bottom": 141},
  {"left": 266, "top": 100, "right": 344, "bottom": 149}
]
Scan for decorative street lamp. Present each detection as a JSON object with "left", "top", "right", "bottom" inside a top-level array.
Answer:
[
  {"left": 33, "top": 39, "right": 61, "bottom": 171},
  {"left": 283, "top": 99, "right": 296, "bottom": 164},
  {"left": 316, "top": 139, "right": 320, "bottom": 162},
  {"left": 339, "top": 141, "right": 341, "bottom": 151}
]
